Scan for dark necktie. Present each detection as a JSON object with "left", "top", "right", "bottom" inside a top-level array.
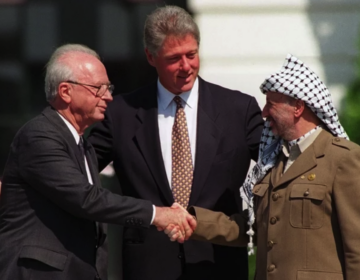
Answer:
[
  {"left": 78, "top": 136, "right": 85, "bottom": 161},
  {"left": 171, "top": 96, "right": 193, "bottom": 208},
  {"left": 78, "top": 137, "right": 100, "bottom": 254}
]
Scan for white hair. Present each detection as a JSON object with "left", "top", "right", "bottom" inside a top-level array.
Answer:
[{"left": 44, "top": 44, "right": 100, "bottom": 102}]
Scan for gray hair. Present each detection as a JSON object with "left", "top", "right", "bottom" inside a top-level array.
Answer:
[
  {"left": 44, "top": 44, "right": 100, "bottom": 102},
  {"left": 144, "top": 5, "right": 200, "bottom": 56}
]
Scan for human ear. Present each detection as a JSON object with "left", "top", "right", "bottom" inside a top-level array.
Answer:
[
  {"left": 145, "top": 48, "right": 156, "bottom": 67},
  {"left": 58, "top": 82, "right": 72, "bottom": 104},
  {"left": 294, "top": 100, "right": 305, "bottom": 117}
]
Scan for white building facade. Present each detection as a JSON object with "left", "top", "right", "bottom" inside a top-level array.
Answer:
[{"left": 189, "top": 0, "right": 360, "bottom": 109}]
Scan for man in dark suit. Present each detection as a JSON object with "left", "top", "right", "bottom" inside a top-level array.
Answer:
[
  {"left": 0, "top": 44, "right": 196, "bottom": 280},
  {"left": 88, "top": 5, "right": 263, "bottom": 280}
]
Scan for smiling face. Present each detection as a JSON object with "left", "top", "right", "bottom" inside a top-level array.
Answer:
[
  {"left": 262, "top": 91, "right": 297, "bottom": 140},
  {"left": 145, "top": 34, "right": 200, "bottom": 94}
]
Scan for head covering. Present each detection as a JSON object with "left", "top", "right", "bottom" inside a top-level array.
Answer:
[{"left": 240, "top": 54, "right": 348, "bottom": 255}]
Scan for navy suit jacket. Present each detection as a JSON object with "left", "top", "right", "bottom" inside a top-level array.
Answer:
[{"left": 88, "top": 77, "right": 264, "bottom": 280}]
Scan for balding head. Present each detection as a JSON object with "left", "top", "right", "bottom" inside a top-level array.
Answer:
[{"left": 45, "top": 44, "right": 100, "bottom": 102}]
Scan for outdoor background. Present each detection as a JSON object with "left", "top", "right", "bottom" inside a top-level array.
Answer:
[{"left": 0, "top": 0, "right": 359, "bottom": 279}]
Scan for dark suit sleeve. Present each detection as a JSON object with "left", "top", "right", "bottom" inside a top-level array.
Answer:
[
  {"left": 87, "top": 108, "right": 115, "bottom": 172},
  {"left": 245, "top": 96, "right": 264, "bottom": 161},
  {"left": 17, "top": 124, "right": 153, "bottom": 227}
]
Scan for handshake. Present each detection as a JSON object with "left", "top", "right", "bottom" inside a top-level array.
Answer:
[{"left": 153, "top": 203, "right": 196, "bottom": 243}]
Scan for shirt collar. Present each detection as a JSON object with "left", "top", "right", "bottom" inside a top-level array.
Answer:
[
  {"left": 283, "top": 126, "right": 323, "bottom": 157},
  {"left": 57, "top": 112, "right": 80, "bottom": 144},
  {"left": 157, "top": 77, "right": 199, "bottom": 110}
]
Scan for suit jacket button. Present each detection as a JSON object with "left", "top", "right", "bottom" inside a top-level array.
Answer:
[
  {"left": 270, "top": 217, "right": 277, "bottom": 225},
  {"left": 267, "top": 264, "right": 276, "bottom": 272},
  {"left": 178, "top": 254, "right": 183, "bottom": 259}
]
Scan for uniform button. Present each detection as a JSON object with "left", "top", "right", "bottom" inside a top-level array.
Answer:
[
  {"left": 270, "top": 217, "right": 277, "bottom": 225},
  {"left": 304, "top": 190, "right": 310, "bottom": 196},
  {"left": 335, "top": 137, "right": 340, "bottom": 142},
  {"left": 308, "top": 174, "right": 316, "bottom": 181},
  {"left": 272, "top": 193, "right": 279, "bottom": 201},
  {"left": 178, "top": 254, "right": 183, "bottom": 259},
  {"left": 268, "top": 264, "right": 276, "bottom": 272},
  {"left": 254, "top": 189, "right": 259, "bottom": 193},
  {"left": 267, "top": 240, "right": 275, "bottom": 248}
]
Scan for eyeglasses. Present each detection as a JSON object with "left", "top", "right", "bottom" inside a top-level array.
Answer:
[{"left": 66, "top": 80, "right": 114, "bottom": 97}]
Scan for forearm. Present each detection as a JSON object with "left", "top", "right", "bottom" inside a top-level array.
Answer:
[{"left": 188, "top": 206, "right": 248, "bottom": 247}]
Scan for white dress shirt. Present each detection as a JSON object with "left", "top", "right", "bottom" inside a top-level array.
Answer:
[
  {"left": 157, "top": 78, "right": 199, "bottom": 188},
  {"left": 282, "top": 127, "right": 323, "bottom": 173}
]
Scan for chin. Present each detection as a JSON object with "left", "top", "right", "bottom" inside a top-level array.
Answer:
[
  {"left": 180, "top": 83, "right": 195, "bottom": 93},
  {"left": 94, "top": 114, "right": 105, "bottom": 122}
]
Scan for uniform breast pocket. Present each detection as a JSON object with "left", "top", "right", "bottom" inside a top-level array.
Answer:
[{"left": 290, "top": 184, "right": 326, "bottom": 229}]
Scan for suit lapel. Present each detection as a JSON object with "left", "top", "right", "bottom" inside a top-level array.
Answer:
[
  {"left": 84, "top": 141, "right": 103, "bottom": 241},
  {"left": 42, "top": 107, "right": 87, "bottom": 176},
  {"left": 84, "top": 141, "right": 100, "bottom": 186},
  {"left": 43, "top": 107, "right": 102, "bottom": 240},
  {"left": 133, "top": 87, "right": 174, "bottom": 205},
  {"left": 76, "top": 148, "right": 87, "bottom": 177},
  {"left": 273, "top": 130, "right": 329, "bottom": 189},
  {"left": 189, "top": 78, "right": 221, "bottom": 205}
]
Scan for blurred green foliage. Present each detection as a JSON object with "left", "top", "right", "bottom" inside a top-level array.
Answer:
[
  {"left": 248, "top": 250, "right": 256, "bottom": 280},
  {"left": 340, "top": 35, "right": 360, "bottom": 144}
]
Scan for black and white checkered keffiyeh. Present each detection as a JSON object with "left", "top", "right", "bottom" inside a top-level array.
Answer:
[{"left": 240, "top": 54, "right": 348, "bottom": 255}]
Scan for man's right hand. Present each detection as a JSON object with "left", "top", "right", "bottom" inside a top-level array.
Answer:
[{"left": 152, "top": 203, "right": 196, "bottom": 243}]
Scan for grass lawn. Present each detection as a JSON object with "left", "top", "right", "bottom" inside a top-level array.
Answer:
[{"left": 248, "top": 250, "right": 256, "bottom": 280}]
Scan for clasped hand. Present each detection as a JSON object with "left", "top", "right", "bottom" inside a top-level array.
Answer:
[{"left": 153, "top": 203, "right": 196, "bottom": 243}]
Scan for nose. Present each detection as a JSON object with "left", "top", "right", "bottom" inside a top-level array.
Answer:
[
  {"left": 180, "top": 56, "right": 191, "bottom": 71},
  {"left": 102, "top": 90, "right": 113, "bottom": 102}
]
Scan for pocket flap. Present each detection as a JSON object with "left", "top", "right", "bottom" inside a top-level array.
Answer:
[
  {"left": 297, "top": 270, "right": 342, "bottom": 280},
  {"left": 19, "top": 245, "right": 67, "bottom": 271},
  {"left": 290, "top": 184, "right": 326, "bottom": 200},
  {"left": 252, "top": 184, "right": 269, "bottom": 197}
]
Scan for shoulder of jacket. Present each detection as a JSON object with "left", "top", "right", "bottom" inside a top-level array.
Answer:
[{"left": 332, "top": 137, "right": 359, "bottom": 151}]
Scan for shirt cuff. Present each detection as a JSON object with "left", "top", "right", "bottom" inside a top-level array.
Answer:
[{"left": 150, "top": 204, "right": 156, "bottom": 225}]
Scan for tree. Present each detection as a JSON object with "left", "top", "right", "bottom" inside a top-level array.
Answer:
[{"left": 340, "top": 35, "right": 360, "bottom": 144}]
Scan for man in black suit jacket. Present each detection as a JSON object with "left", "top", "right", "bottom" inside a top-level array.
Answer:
[
  {"left": 88, "top": 5, "right": 263, "bottom": 280},
  {"left": 0, "top": 44, "right": 195, "bottom": 280}
]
